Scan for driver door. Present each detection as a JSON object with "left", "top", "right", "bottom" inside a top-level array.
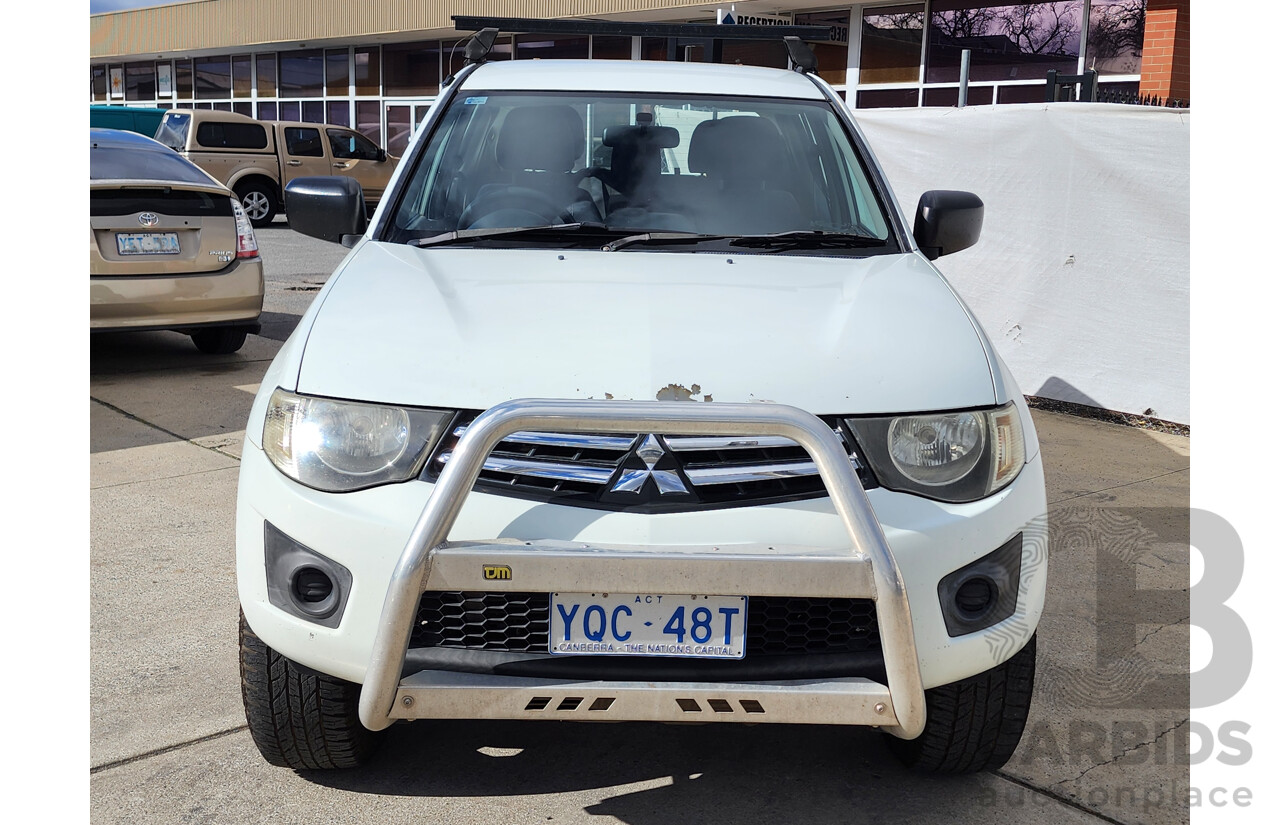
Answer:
[{"left": 325, "top": 127, "right": 396, "bottom": 203}]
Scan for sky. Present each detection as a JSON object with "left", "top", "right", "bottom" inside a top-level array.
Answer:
[{"left": 90, "top": 0, "right": 188, "bottom": 13}]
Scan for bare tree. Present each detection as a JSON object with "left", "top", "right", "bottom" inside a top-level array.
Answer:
[
  {"left": 1089, "top": 0, "right": 1146, "bottom": 59},
  {"left": 868, "top": 10, "right": 927, "bottom": 31},
  {"left": 931, "top": 6, "right": 1001, "bottom": 39},
  {"left": 995, "top": 2, "right": 1080, "bottom": 55}
]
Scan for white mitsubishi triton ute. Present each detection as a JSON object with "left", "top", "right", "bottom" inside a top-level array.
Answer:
[{"left": 235, "top": 23, "right": 1047, "bottom": 775}]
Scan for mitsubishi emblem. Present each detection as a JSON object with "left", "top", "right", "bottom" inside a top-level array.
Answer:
[{"left": 610, "top": 434, "right": 689, "bottom": 495}]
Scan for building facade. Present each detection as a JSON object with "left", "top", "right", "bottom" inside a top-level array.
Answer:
[{"left": 90, "top": 0, "right": 1188, "bottom": 155}]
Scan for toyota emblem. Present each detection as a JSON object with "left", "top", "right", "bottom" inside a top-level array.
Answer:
[{"left": 138, "top": 212, "right": 159, "bottom": 227}]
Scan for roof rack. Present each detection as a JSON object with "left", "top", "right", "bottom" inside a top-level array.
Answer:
[{"left": 452, "top": 16, "right": 829, "bottom": 72}]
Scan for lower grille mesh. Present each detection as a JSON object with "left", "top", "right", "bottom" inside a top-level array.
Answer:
[{"left": 412, "top": 592, "right": 880, "bottom": 656}]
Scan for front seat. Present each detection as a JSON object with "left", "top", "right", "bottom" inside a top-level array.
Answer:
[
  {"left": 687, "top": 116, "right": 805, "bottom": 235},
  {"left": 460, "top": 105, "right": 602, "bottom": 228}
]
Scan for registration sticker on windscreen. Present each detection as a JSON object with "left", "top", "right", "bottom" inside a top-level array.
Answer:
[
  {"left": 549, "top": 593, "right": 747, "bottom": 659},
  {"left": 117, "top": 232, "right": 179, "bottom": 255}
]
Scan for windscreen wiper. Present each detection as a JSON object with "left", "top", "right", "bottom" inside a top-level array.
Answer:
[
  {"left": 410, "top": 222, "right": 611, "bottom": 248},
  {"left": 728, "top": 230, "right": 889, "bottom": 251},
  {"left": 602, "top": 231, "right": 737, "bottom": 252}
]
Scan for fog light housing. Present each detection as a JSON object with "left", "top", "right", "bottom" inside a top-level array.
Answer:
[
  {"left": 937, "top": 533, "right": 1022, "bottom": 637},
  {"left": 264, "top": 522, "right": 351, "bottom": 627},
  {"left": 954, "top": 576, "right": 996, "bottom": 617},
  {"left": 292, "top": 566, "right": 335, "bottom": 605}
]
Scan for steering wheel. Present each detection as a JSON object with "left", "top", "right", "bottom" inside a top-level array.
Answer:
[{"left": 458, "top": 187, "right": 575, "bottom": 229}]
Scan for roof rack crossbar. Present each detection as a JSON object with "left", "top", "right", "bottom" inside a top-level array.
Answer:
[{"left": 452, "top": 16, "right": 834, "bottom": 43}]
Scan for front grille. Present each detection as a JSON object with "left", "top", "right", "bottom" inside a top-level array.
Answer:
[
  {"left": 422, "top": 412, "right": 878, "bottom": 512},
  {"left": 412, "top": 592, "right": 881, "bottom": 656}
]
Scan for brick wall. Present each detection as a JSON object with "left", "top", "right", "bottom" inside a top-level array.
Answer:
[{"left": 1140, "top": 0, "right": 1190, "bottom": 103}]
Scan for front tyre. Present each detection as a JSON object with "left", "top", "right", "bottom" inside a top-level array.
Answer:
[
  {"left": 886, "top": 634, "right": 1036, "bottom": 773},
  {"left": 239, "top": 611, "right": 381, "bottom": 769}
]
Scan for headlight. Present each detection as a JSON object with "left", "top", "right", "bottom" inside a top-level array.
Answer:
[
  {"left": 844, "top": 402, "right": 1026, "bottom": 503},
  {"left": 263, "top": 388, "right": 452, "bottom": 492}
]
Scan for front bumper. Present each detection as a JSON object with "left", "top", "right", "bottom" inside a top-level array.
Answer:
[{"left": 237, "top": 400, "right": 1047, "bottom": 737}]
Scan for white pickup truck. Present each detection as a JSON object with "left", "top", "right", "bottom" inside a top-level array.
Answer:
[{"left": 235, "top": 25, "right": 1047, "bottom": 775}]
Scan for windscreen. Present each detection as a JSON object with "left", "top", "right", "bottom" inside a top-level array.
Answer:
[{"left": 385, "top": 92, "right": 893, "bottom": 245}]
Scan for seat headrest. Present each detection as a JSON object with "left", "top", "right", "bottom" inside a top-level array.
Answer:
[
  {"left": 688, "top": 116, "right": 786, "bottom": 179},
  {"left": 496, "top": 106, "right": 585, "bottom": 172}
]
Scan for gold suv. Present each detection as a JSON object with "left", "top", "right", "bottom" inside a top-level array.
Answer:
[
  {"left": 90, "top": 128, "right": 264, "bottom": 354},
  {"left": 155, "top": 109, "right": 398, "bottom": 227}
]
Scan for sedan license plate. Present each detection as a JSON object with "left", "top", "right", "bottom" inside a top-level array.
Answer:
[
  {"left": 116, "top": 232, "right": 179, "bottom": 255},
  {"left": 549, "top": 593, "right": 747, "bottom": 659}
]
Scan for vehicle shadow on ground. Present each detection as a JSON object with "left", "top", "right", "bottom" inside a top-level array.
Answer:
[{"left": 304, "top": 719, "right": 1006, "bottom": 824}]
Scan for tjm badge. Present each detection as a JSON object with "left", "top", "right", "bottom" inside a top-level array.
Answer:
[{"left": 482, "top": 565, "right": 512, "bottom": 581}]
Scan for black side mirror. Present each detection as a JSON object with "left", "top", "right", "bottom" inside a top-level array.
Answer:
[
  {"left": 376, "top": 148, "right": 387, "bottom": 163},
  {"left": 284, "top": 176, "right": 368, "bottom": 245},
  {"left": 913, "top": 190, "right": 984, "bottom": 260}
]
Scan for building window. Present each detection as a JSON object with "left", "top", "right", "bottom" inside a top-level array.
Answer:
[
  {"left": 856, "top": 87, "right": 921, "bottom": 108},
  {"left": 640, "top": 37, "right": 669, "bottom": 60},
  {"left": 516, "top": 34, "right": 589, "bottom": 60},
  {"left": 176, "top": 59, "right": 193, "bottom": 99},
  {"left": 326, "top": 100, "right": 350, "bottom": 127},
  {"left": 195, "top": 56, "right": 231, "bottom": 99},
  {"left": 923, "top": 85, "right": 994, "bottom": 105},
  {"left": 853, "top": 1, "right": 1145, "bottom": 109},
  {"left": 995, "top": 83, "right": 1051, "bottom": 103},
  {"left": 386, "top": 105, "right": 412, "bottom": 158},
  {"left": 326, "top": 49, "right": 349, "bottom": 96},
  {"left": 487, "top": 37, "right": 514, "bottom": 61},
  {"left": 302, "top": 100, "right": 325, "bottom": 123},
  {"left": 257, "top": 53, "right": 278, "bottom": 98},
  {"left": 1086, "top": 0, "right": 1145, "bottom": 75},
  {"left": 722, "top": 41, "right": 790, "bottom": 69},
  {"left": 591, "top": 36, "right": 632, "bottom": 60},
  {"left": 797, "top": 10, "right": 851, "bottom": 85},
  {"left": 258, "top": 101, "right": 278, "bottom": 121},
  {"left": 356, "top": 100, "right": 381, "bottom": 142},
  {"left": 92, "top": 65, "right": 108, "bottom": 101},
  {"left": 926, "top": 1, "right": 1084, "bottom": 83},
  {"left": 860, "top": 4, "right": 926, "bottom": 85},
  {"left": 354, "top": 47, "right": 380, "bottom": 95},
  {"left": 125, "top": 61, "right": 156, "bottom": 100},
  {"left": 281, "top": 49, "right": 323, "bottom": 97},
  {"left": 232, "top": 54, "right": 252, "bottom": 98},
  {"left": 384, "top": 41, "right": 440, "bottom": 97}
]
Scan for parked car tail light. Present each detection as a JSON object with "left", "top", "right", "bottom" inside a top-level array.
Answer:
[{"left": 232, "top": 199, "right": 260, "bottom": 259}]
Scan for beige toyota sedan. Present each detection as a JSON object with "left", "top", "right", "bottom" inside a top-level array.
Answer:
[{"left": 90, "top": 128, "right": 264, "bottom": 354}]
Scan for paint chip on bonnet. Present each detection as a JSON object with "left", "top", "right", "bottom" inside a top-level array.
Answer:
[{"left": 656, "top": 383, "right": 711, "bottom": 402}]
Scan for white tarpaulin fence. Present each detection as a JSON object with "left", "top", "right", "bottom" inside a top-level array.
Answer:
[{"left": 853, "top": 103, "right": 1190, "bottom": 425}]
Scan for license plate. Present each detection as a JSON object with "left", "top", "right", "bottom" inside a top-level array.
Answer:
[
  {"left": 116, "top": 232, "right": 179, "bottom": 255},
  {"left": 549, "top": 593, "right": 748, "bottom": 659}
]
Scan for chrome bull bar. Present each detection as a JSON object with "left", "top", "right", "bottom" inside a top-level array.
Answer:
[{"left": 358, "top": 399, "right": 926, "bottom": 739}]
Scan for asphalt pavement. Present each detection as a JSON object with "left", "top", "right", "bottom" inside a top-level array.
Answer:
[{"left": 89, "top": 219, "right": 1190, "bottom": 825}]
